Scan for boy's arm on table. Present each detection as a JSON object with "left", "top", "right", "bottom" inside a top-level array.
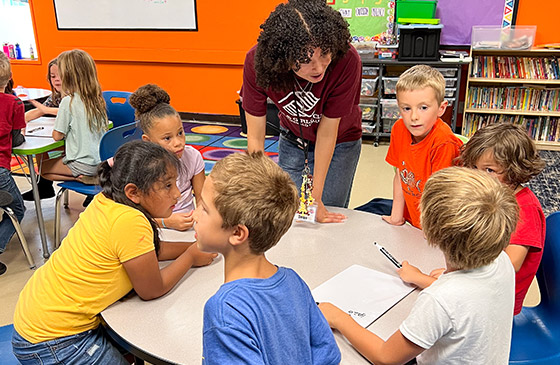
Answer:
[
  {"left": 398, "top": 261, "right": 437, "bottom": 289},
  {"left": 312, "top": 115, "right": 346, "bottom": 224},
  {"left": 383, "top": 170, "right": 405, "bottom": 226},
  {"left": 319, "top": 303, "right": 423, "bottom": 365},
  {"left": 122, "top": 244, "right": 216, "bottom": 300}
]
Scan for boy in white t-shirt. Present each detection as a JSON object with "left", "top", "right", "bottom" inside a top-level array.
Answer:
[{"left": 320, "top": 167, "right": 519, "bottom": 364}]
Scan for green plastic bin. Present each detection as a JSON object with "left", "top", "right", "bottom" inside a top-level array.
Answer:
[{"left": 396, "top": 0, "right": 437, "bottom": 20}]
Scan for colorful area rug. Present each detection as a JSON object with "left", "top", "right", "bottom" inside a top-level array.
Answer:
[
  {"left": 10, "top": 122, "right": 279, "bottom": 177},
  {"left": 183, "top": 122, "right": 279, "bottom": 175}
]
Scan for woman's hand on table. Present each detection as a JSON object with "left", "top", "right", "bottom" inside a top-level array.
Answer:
[
  {"left": 382, "top": 215, "right": 405, "bottom": 226},
  {"left": 316, "top": 200, "right": 346, "bottom": 223},
  {"left": 164, "top": 211, "right": 194, "bottom": 231}
]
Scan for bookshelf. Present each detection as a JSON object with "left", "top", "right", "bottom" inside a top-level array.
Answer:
[{"left": 463, "top": 48, "right": 560, "bottom": 151}]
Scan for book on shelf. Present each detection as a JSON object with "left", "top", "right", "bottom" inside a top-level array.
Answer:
[
  {"left": 463, "top": 113, "right": 560, "bottom": 142},
  {"left": 470, "top": 55, "right": 560, "bottom": 80}
]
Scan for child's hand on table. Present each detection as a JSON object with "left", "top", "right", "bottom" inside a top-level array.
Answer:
[
  {"left": 398, "top": 261, "right": 437, "bottom": 289},
  {"left": 166, "top": 211, "right": 194, "bottom": 231},
  {"left": 186, "top": 243, "right": 217, "bottom": 267},
  {"left": 382, "top": 215, "right": 405, "bottom": 226},
  {"left": 318, "top": 302, "right": 349, "bottom": 329}
]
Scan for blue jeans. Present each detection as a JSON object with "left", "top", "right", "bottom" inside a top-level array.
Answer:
[
  {"left": 0, "top": 167, "right": 25, "bottom": 252},
  {"left": 12, "top": 326, "right": 128, "bottom": 365},
  {"left": 278, "top": 135, "right": 361, "bottom": 208}
]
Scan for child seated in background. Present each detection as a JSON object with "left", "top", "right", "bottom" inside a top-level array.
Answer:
[
  {"left": 320, "top": 167, "right": 519, "bottom": 364},
  {"left": 39, "top": 49, "right": 107, "bottom": 184},
  {"left": 369, "top": 65, "right": 463, "bottom": 228},
  {"left": 195, "top": 152, "right": 341, "bottom": 364},
  {"left": 129, "top": 84, "right": 205, "bottom": 232},
  {"left": 0, "top": 52, "right": 26, "bottom": 276},
  {"left": 459, "top": 123, "right": 546, "bottom": 315},
  {"left": 22, "top": 58, "right": 63, "bottom": 200}
]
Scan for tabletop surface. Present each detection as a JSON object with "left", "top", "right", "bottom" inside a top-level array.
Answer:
[
  {"left": 14, "top": 87, "right": 51, "bottom": 101},
  {"left": 102, "top": 208, "right": 446, "bottom": 364}
]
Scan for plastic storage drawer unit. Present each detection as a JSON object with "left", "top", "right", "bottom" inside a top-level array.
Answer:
[
  {"left": 380, "top": 99, "right": 400, "bottom": 119},
  {"left": 398, "top": 24, "right": 443, "bottom": 61},
  {"left": 382, "top": 77, "right": 399, "bottom": 95}
]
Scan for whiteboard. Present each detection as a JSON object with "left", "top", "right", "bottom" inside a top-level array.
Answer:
[{"left": 53, "top": 0, "right": 197, "bottom": 30}]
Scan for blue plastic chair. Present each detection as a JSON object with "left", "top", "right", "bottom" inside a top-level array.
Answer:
[
  {"left": 509, "top": 211, "right": 560, "bottom": 364},
  {"left": 103, "top": 91, "right": 136, "bottom": 128},
  {"left": 54, "top": 123, "right": 143, "bottom": 248}
]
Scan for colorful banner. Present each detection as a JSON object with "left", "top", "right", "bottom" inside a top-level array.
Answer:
[{"left": 328, "top": 0, "right": 395, "bottom": 43}]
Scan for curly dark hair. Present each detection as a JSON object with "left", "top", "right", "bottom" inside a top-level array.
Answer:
[
  {"left": 255, "top": 0, "right": 351, "bottom": 92},
  {"left": 129, "top": 84, "right": 178, "bottom": 133},
  {"left": 458, "top": 123, "right": 546, "bottom": 187}
]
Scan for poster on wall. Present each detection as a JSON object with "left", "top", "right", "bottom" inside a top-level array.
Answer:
[
  {"left": 53, "top": 0, "right": 197, "bottom": 30},
  {"left": 437, "top": 0, "right": 518, "bottom": 46},
  {"left": 328, "top": 0, "right": 395, "bottom": 43}
]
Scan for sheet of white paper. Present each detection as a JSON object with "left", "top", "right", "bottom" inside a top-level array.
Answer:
[
  {"left": 158, "top": 228, "right": 196, "bottom": 243},
  {"left": 25, "top": 117, "right": 55, "bottom": 137},
  {"left": 312, "top": 265, "right": 414, "bottom": 328}
]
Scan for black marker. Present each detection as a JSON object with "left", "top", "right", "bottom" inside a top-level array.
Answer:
[
  {"left": 374, "top": 242, "right": 402, "bottom": 268},
  {"left": 27, "top": 126, "right": 44, "bottom": 133}
]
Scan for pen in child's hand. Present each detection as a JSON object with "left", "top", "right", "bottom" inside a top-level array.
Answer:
[{"left": 373, "top": 242, "right": 402, "bottom": 268}]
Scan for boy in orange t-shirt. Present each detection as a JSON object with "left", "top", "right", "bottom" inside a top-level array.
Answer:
[{"left": 383, "top": 65, "right": 463, "bottom": 229}]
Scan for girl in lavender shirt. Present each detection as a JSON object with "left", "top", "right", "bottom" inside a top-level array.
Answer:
[{"left": 130, "top": 84, "right": 205, "bottom": 234}]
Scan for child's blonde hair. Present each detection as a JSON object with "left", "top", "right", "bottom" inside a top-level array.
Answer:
[
  {"left": 421, "top": 167, "right": 519, "bottom": 270},
  {"left": 57, "top": 49, "right": 107, "bottom": 132},
  {"left": 396, "top": 64, "right": 445, "bottom": 104},
  {"left": 210, "top": 152, "right": 298, "bottom": 254},
  {"left": 0, "top": 52, "right": 11, "bottom": 89},
  {"left": 129, "top": 84, "right": 179, "bottom": 133},
  {"left": 459, "top": 123, "right": 545, "bottom": 187}
]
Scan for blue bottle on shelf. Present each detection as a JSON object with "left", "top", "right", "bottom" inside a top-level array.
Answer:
[{"left": 15, "top": 43, "right": 22, "bottom": 59}]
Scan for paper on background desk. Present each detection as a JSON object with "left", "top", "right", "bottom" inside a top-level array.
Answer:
[
  {"left": 158, "top": 228, "right": 196, "bottom": 242},
  {"left": 25, "top": 118, "right": 55, "bottom": 137},
  {"left": 312, "top": 265, "right": 414, "bottom": 328}
]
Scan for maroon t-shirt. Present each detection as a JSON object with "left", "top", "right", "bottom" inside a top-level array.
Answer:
[
  {"left": 241, "top": 45, "right": 362, "bottom": 144},
  {"left": 0, "top": 93, "right": 25, "bottom": 170}
]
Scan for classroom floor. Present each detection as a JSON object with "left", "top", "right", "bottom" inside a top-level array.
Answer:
[{"left": 0, "top": 120, "right": 540, "bottom": 331}]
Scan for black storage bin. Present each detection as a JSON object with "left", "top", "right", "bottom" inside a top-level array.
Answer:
[
  {"left": 398, "top": 24, "right": 443, "bottom": 61},
  {"left": 237, "top": 98, "right": 280, "bottom": 136}
]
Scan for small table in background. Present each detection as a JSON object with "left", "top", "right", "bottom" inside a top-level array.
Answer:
[{"left": 14, "top": 87, "right": 52, "bottom": 102}]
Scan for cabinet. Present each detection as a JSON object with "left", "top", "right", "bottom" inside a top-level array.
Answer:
[
  {"left": 463, "top": 48, "right": 560, "bottom": 151},
  {"left": 359, "top": 55, "right": 465, "bottom": 146}
]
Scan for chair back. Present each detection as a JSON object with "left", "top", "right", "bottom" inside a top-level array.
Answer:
[
  {"left": 103, "top": 91, "right": 136, "bottom": 128},
  {"left": 537, "top": 211, "right": 560, "bottom": 311},
  {"left": 99, "top": 122, "right": 143, "bottom": 161}
]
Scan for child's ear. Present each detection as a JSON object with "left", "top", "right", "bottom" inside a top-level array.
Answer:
[
  {"left": 141, "top": 134, "right": 151, "bottom": 142},
  {"left": 438, "top": 99, "right": 448, "bottom": 117},
  {"left": 229, "top": 224, "right": 249, "bottom": 247},
  {"left": 124, "top": 183, "right": 142, "bottom": 204}
]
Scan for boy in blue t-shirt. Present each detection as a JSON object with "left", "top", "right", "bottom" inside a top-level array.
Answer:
[{"left": 194, "top": 151, "right": 340, "bottom": 364}]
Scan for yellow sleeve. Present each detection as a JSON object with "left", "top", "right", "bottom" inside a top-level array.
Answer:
[{"left": 110, "top": 210, "right": 155, "bottom": 263}]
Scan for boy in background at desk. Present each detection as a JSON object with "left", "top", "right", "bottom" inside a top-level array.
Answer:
[
  {"left": 382, "top": 65, "right": 463, "bottom": 229},
  {"left": 194, "top": 152, "right": 341, "bottom": 364},
  {"left": 0, "top": 52, "right": 26, "bottom": 276},
  {"left": 320, "top": 167, "right": 519, "bottom": 364},
  {"left": 22, "top": 57, "right": 63, "bottom": 200},
  {"left": 459, "top": 123, "right": 546, "bottom": 315}
]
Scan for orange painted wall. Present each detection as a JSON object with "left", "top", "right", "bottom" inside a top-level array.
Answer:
[
  {"left": 11, "top": 0, "right": 282, "bottom": 116},
  {"left": 516, "top": 0, "right": 559, "bottom": 46},
  {"left": 12, "top": 1, "right": 559, "bottom": 116}
]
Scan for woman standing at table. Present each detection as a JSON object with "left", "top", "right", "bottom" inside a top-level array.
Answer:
[
  {"left": 242, "top": 0, "right": 362, "bottom": 223},
  {"left": 21, "top": 58, "right": 62, "bottom": 200}
]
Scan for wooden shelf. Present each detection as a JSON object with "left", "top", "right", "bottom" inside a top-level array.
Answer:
[
  {"left": 468, "top": 78, "right": 560, "bottom": 84},
  {"left": 464, "top": 108, "right": 560, "bottom": 117},
  {"left": 535, "top": 141, "right": 560, "bottom": 151}
]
